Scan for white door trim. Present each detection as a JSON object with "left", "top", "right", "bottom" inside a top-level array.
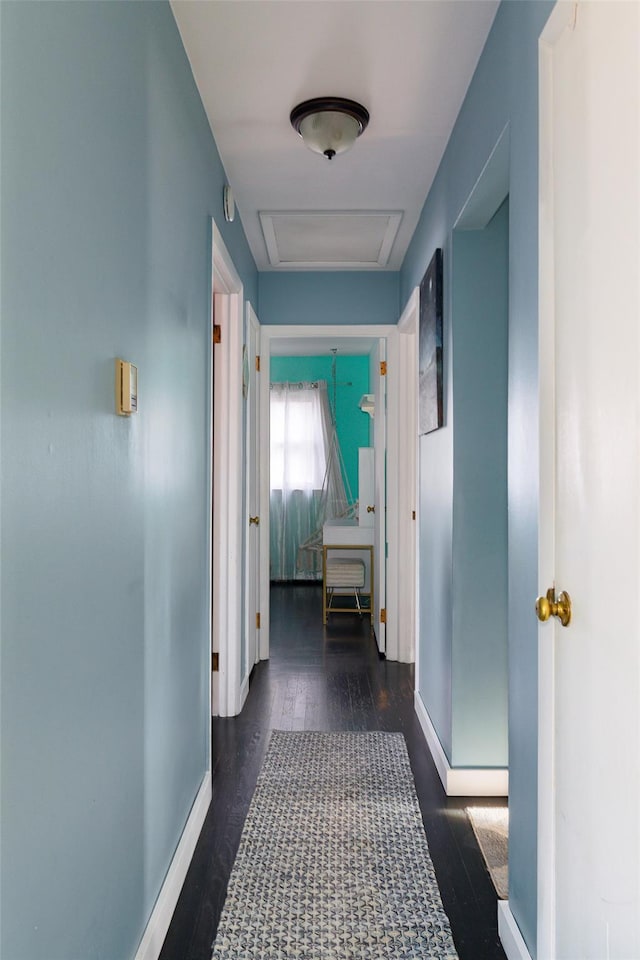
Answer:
[
  {"left": 259, "top": 323, "right": 406, "bottom": 659},
  {"left": 396, "top": 288, "right": 419, "bottom": 664},
  {"left": 537, "top": 6, "right": 573, "bottom": 952},
  {"left": 372, "top": 337, "right": 388, "bottom": 656},
  {"left": 211, "top": 221, "right": 245, "bottom": 717},
  {"left": 244, "top": 302, "right": 261, "bottom": 675}
]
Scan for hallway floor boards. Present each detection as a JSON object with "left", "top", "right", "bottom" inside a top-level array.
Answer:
[{"left": 159, "top": 584, "right": 507, "bottom": 960}]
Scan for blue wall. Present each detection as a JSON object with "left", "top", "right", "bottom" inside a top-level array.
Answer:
[
  {"left": 259, "top": 272, "right": 399, "bottom": 326},
  {"left": 1, "top": 0, "right": 556, "bottom": 956},
  {"left": 402, "top": 3, "right": 554, "bottom": 954},
  {"left": 451, "top": 199, "right": 509, "bottom": 766},
  {"left": 0, "top": 3, "right": 257, "bottom": 958},
  {"left": 270, "top": 355, "right": 371, "bottom": 500}
]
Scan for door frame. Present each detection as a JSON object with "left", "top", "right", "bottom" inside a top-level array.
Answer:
[
  {"left": 371, "top": 337, "right": 387, "bottom": 655},
  {"left": 396, "top": 288, "right": 419, "bottom": 665},
  {"left": 537, "top": 6, "right": 573, "bottom": 953},
  {"left": 244, "top": 301, "right": 261, "bottom": 676},
  {"left": 258, "top": 322, "right": 416, "bottom": 661},
  {"left": 210, "top": 220, "right": 246, "bottom": 718}
]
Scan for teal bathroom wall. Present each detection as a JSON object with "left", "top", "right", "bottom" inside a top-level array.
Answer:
[
  {"left": 270, "top": 355, "right": 371, "bottom": 500},
  {"left": 0, "top": 3, "right": 257, "bottom": 958}
]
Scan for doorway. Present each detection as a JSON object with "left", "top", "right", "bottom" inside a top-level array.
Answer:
[
  {"left": 258, "top": 324, "right": 416, "bottom": 665},
  {"left": 265, "top": 337, "right": 383, "bottom": 655},
  {"left": 268, "top": 349, "right": 370, "bottom": 582},
  {"left": 451, "top": 191, "right": 510, "bottom": 918},
  {"left": 450, "top": 194, "right": 510, "bottom": 771}
]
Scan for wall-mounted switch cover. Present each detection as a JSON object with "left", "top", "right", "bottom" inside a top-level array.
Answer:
[{"left": 115, "top": 359, "right": 138, "bottom": 416}]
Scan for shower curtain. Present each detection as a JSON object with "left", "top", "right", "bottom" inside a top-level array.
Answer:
[{"left": 270, "top": 380, "right": 341, "bottom": 581}]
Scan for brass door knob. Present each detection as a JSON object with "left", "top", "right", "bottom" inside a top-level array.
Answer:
[
  {"left": 536, "top": 587, "right": 572, "bottom": 627},
  {"left": 366, "top": 505, "right": 375, "bottom": 514},
  {"left": 249, "top": 516, "right": 260, "bottom": 526}
]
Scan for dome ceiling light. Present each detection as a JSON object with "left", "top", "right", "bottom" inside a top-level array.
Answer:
[{"left": 289, "top": 97, "right": 370, "bottom": 161}]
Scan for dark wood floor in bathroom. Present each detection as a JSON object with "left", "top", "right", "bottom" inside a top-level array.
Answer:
[{"left": 159, "top": 583, "right": 507, "bottom": 960}]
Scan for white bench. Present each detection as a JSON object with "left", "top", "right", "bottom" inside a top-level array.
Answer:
[{"left": 322, "top": 545, "right": 373, "bottom": 625}]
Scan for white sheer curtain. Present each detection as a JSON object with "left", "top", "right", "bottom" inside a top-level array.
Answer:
[{"left": 270, "top": 381, "right": 330, "bottom": 581}]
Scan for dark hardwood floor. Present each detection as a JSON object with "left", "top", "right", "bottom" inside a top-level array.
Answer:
[{"left": 159, "top": 583, "right": 508, "bottom": 960}]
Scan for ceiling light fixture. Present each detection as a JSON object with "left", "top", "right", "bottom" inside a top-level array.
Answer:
[{"left": 290, "top": 97, "right": 370, "bottom": 161}]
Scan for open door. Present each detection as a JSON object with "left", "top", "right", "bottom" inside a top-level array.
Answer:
[
  {"left": 210, "top": 222, "right": 244, "bottom": 717},
  {"left": 372, "top": 339, "right": 387, "bottom": 655},
  {"left": 535, "top": 5, "right": 640, "bottom": 956},
  {"left": 244, "top": 303, "right": 261, "bottom": 674}
]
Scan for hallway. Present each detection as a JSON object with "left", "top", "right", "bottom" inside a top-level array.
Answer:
[{"left": 160, "top": 584, "right": 507, "bottom": 960}]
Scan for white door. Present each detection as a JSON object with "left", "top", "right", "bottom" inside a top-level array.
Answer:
[
  {"left": 245, "top": 303, "right": 261, "bottom": 673},
  {"left": 538, "top": 4, "right": 640, "bottom": 957},
  {"left": 372, "top": 339, "right": 387, "bottom": 655}
]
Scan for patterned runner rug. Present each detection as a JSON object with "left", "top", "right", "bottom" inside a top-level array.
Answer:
[{"left": 211, "top": 731, "right": 458, "bottom": 959}]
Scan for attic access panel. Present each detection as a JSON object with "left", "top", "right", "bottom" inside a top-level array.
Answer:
[{"left": 260, "top": 211, "right": 402, "bottom": 269}]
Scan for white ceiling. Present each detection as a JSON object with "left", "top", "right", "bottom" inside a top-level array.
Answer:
[{"left": 171, "top": 0, "right": 499, "bottom": 272}]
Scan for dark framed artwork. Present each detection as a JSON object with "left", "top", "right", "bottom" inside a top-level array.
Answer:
[{"left": 419, "top": 248, "right": 444, "bottom": 435}]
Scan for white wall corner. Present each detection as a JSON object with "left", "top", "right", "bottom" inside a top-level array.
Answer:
[
  {"left": 498, "top": 901, "right": 533, "bottom": 960},
  {"left": 134, "top": 772, "right": 212, "bottom": 960},
  {"left": 414, "top": 691, "right": 508, "bottom": 797}
]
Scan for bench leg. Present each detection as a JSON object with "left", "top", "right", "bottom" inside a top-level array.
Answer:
[{"left": 354, "top": 587, "right": 362, "bottom": 615}]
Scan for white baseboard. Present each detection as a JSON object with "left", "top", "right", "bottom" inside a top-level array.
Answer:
[
  {"left": 498, "top": 901, "right": 533, "bottom": 960},
  {"left": 414, "top": 691, "right": 508, "bottom": 797},
  {"left": 134, "top": 772, "right": 212, "bottom": 960}
]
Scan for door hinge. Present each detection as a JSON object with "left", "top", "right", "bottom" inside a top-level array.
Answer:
[
  {"left": 380, "top": 360, "right": 387, "bottom": 376},
  {"left": 380, "top": 608, "right": 387, "bottom": 624},
  {"left": 212, "top": 652, "right": 219, "bottom": 672},
  {"left": 255, "top": 355, "right": 261, "bottom": 372},
  {"left": 213, "top": 324, "right": 222, "bottom": 344},
  {"left": 256, "top": 612, "right": 261, "bottom": 629}
]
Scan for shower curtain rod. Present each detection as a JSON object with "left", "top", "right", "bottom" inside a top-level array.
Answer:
[{"left": 269, "top": 380, "right": 353, "bottom": 388}]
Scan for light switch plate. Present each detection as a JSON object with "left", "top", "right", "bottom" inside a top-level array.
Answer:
[{"left": 115, "top": 358, "right": 138, "bottom": 416}]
